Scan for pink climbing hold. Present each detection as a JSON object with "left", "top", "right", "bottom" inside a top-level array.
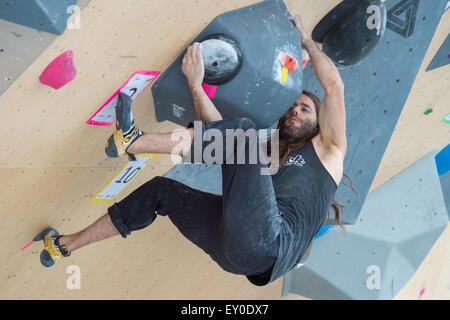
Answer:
[{"left": 39, "top": 50, "right": 77, "bottom": 89}]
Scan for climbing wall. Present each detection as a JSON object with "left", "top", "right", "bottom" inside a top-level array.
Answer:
[
  {"left": 282, "top": 149, "right": 449, "bottom": 299},
  {"left": 0, "top": 0, "right": 448, "bottom": 299}
]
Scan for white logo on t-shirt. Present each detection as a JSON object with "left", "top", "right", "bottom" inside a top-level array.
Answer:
[{"left": 285, "top": 154, "right": 306, "bottom": 167}]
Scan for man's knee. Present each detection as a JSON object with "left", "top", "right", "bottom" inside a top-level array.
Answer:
[
  {"left": 222, "top": 235, "right": 259, "bottom": 270},
  {"left": 223, "top": 243, "right": 247, "bottom": 269}
]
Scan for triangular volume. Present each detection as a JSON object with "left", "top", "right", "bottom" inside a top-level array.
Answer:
[
  {"left": 386, "top": 0, "right": 419, "bottom": 38},
  {"left": 426, "top": 34, "right": 450, "bottom": 71},
  {"left": 0, "top": 0, "right": 77, "bottom": 35}
]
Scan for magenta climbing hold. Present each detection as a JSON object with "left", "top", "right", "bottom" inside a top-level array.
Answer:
[{"left": 39, "top": 50, "right": 77, "bottom": 89}]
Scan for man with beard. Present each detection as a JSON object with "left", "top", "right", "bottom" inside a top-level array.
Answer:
[{"left": 35, "top": 14, "right": 346, "bottom": 287}]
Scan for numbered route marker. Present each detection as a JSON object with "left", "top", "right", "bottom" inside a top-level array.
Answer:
[
  {"left": 87, "top": 70, "right": 160, "bottom": 126},
  {"left": 90, "top": 154, "right": 157, "bottom": 203}
]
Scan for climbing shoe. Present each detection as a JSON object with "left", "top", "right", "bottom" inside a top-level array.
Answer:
[
  {"left": 34, "top": 228, "right": 71, "bottom": 267},
  {"left": 105, "top": 92, "right": 145, "bottom": 161}
]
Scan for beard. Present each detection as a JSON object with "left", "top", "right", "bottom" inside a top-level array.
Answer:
[
  {"left": 264, "top": 114, "right": 318, "bottom": 168},
  {"left": 279, "top": 116, "right": 318, "bottom": 143}
]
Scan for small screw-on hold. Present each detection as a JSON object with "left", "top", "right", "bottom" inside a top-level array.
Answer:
[{"left": 424, "top": 108, "right": 433, "bottom": 115}]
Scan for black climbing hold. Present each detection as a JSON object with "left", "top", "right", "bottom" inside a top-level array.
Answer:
[
  {"left": 200, "top": 33, "right": 243, "bottom": 86},
  {"left": 312, "top": 0, "right": 387, "bottom": 67},
  {"left": 312, "top": 0, "right": 360, "bottom": 43}
]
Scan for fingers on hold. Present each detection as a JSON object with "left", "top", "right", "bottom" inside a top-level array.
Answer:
[
  {"left": 190, "top": 46, "right": 196, "bottom": 62},
  {"left": 192, "top": 42, "right": 199, "bottom": 54}
]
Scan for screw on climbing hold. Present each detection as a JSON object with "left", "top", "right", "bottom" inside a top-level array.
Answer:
[{"left": 424, "top": 108, "right": 433, "bottom": 115}]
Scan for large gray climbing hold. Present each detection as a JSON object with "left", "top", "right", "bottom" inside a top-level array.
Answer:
[
  {"left": 282, "top": 149, "right": 449, "bottom": 299},
  {"left": 152, "top": 0, "right": 303, "bottom": 130},
  {"left": 0, "top": 0, "right": 77, "bottom": 35}
]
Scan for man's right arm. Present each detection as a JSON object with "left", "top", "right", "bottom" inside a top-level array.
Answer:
[
  {"left": 189, "top": 83, "right": 223, "bottom": 122},
  {"left": 183, "top": 42, "right": 223, "bottom": 122}
]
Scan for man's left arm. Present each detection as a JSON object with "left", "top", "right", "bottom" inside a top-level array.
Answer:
[
  {"left": 304, "top": 38, "right": 347, "bottom": 154},
  {"left": 304, "top": 40, "right": 347, "bottom": 154},
  {"left": 289, "top": 14, "right": 347, "bottom": 154}
]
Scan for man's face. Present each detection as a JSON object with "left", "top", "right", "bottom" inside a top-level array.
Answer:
[{"left": 279, "top": 94, "right": 318, "bottom": 141}]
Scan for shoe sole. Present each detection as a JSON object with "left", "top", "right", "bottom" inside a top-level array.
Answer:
[
  {"left": 33, "top": 227, "right": 60, "bottom": 242},
  {"left": 34, "top": 228, "right": 61, "bottom": 268}
]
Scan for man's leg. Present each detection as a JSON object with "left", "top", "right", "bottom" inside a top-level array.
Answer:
[
  {"left": 105, "top": 92, "right": 194, "bottom": 161},
  {"left": 117, "top": 117, "right": 280, "bottom": 276},
  {"left": 55, "top": 129, "right": 195, "bottom": 252},
  {"left": 126, "top": 127, "right": 194, "bottom": 157},
  {"left": 37, "top": 175, "right": 222, "bottom": 267},
  {"left": 180, "top": 118, "right": 282, "bottom": 276},
  {"left": 58, "top": 214, "right": 118, "bottom": 252},
  {"left": 38, "top": 117, "right": 279, "bottom": 279}
]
